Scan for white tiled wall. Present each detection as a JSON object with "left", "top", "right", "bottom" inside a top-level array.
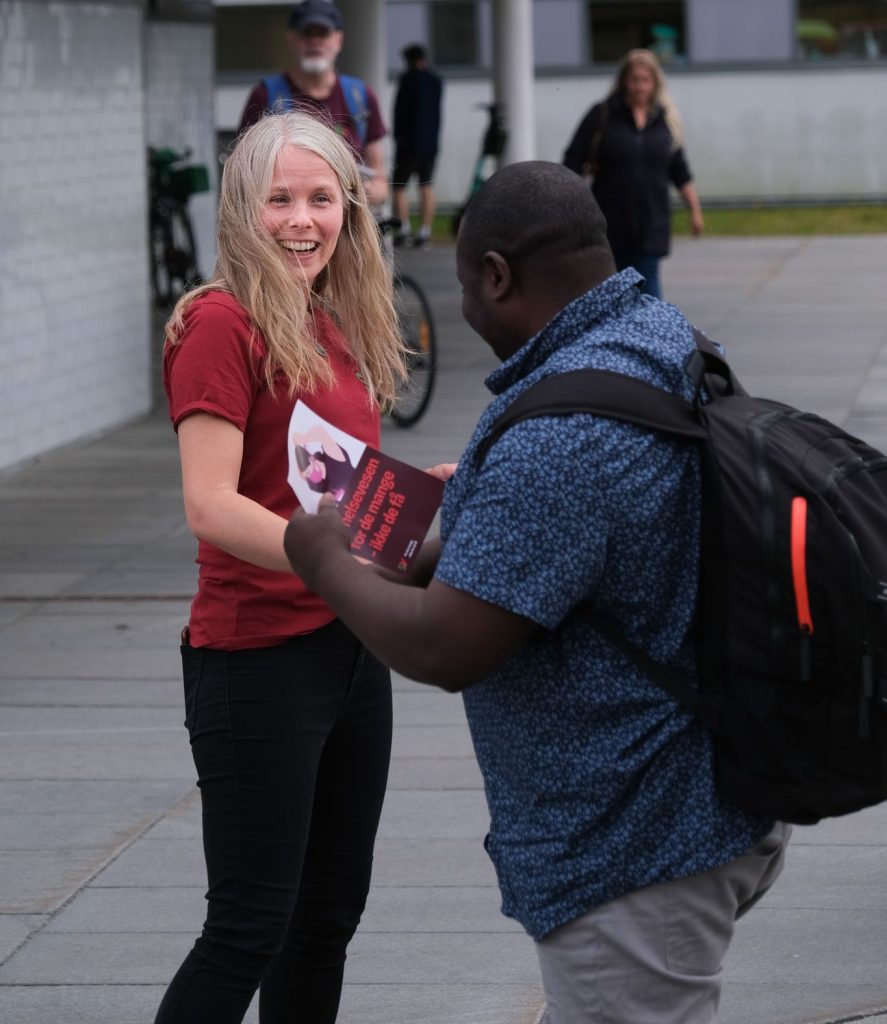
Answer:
[
  {"left": 0, "top": 2, "right": 217, "bottom": 473},
  {"left": 0, "top": 0, "right": 149, "bottom": 471},
  {"left": 144, "top": 20, "right": 217, "bottom": 282}
]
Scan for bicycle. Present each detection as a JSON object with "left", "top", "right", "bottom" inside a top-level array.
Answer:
[
  {"left": 377, "top": 217, "right": 437, "bottom": 428},
  {"left": 148, "top": 147, "right": 210, "bottom": 308},
  {"left": 451, "top": 102, "right": 507, "bottom": 236}
]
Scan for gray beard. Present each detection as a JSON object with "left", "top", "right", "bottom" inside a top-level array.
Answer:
[{"left": 300, "top": 56, "right": 331, "bottom": 75}]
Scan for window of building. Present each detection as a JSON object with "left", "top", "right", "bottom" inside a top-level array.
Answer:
[
  {"left": 216, "top": 6, "right": 290, "bottom": 75},
  {"left": 797, "top": 1, "right": 887, "bottom": 59},
  {"left": 588, "top": 2, "right": 685, "bottom": 64},
  {"left": 430, "top": 2, "right": 479, "bottom": 66}
]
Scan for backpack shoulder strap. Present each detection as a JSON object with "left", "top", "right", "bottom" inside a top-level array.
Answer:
[
  {"left": 263, "top": 73, "right": 293, "bottom": 113},
  {"left": 472, "top": 352, "right": 721, "bottom": 725},
  {"left": 338, "top": 73, "right": 369, "bottom": 146},
  {"left": 475, "top": 367, "right": 705, "bottom": 466}
]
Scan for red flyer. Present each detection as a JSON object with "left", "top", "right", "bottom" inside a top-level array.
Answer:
[{"left": 288, "top": 401, "right": 444, "bottom": 573}]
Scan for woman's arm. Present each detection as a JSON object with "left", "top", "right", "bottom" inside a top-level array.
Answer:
[
  {"left": 679, "top": 182, "right": 704, "bottom": 237},
  {"left": 363, "top": 139, "right": 389, "bottom": 205},
  {"left": 562, "top": 104, "right": 600, "bottom": 176},
  {"left": 178, "top": 412, "right": 293, "bottom": 573}
]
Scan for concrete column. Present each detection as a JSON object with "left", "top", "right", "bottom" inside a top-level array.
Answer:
[
  {"left": 338, "top": 0, "right": 386, "bottom": 99},
  {"left": 491, "top": 0, "right": 536, "bottom": 165}
]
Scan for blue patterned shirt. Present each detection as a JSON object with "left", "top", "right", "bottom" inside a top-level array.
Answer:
[{"left": 436, "top": 270, "right": 771, "bottom": 939}]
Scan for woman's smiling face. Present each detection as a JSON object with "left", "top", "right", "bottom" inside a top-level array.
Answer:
[{"left": 261, "top": 145, "right": 345, "bottom": 286}]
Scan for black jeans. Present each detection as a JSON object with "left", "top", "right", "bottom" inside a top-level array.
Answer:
[{"left": 154, "top": 619, "right": 392, "bottom": 1024}]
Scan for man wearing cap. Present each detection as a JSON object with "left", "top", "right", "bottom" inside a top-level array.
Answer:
[{"left": 238, "top": 0, "right": 388, "bottom": 204}]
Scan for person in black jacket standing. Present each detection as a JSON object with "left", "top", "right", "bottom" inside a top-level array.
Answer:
[
  {"left": 391, "top": 44, "right": 443, "bottom": 249},
  {"left": 563, "top": 48, "right": 703, "bottom": 298}
]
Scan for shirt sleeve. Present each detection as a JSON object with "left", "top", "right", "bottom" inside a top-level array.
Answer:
[
  {"left": 435, "top": 417, "right": 610, "bottom": 629},
  {"left": 563, "top": 103, "right": 602, "bottom": 175},
  {"left": 164, "top": 297, "right": 262, "bottom": 433},
  {"left": 238, "top": 82, "right": 269, "bottom": 134},
  {"left": 668, "top": 145, "right": 693, "bottom": 190}
]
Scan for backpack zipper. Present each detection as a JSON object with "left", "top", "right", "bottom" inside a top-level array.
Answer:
[{"left": 790, "top": 496, "right": 813, "bottom": 681}]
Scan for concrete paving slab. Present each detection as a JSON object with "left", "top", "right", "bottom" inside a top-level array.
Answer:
[
  {"left": 0, "top": 983, "right": 545, "bottom": 1024},
  {"left": 0, "top": 985, "right": 169, "bottom": 1024},
  {"left": 0, "top": 739, "right": 192, "bottom": 780},
  {"left": 0, "top": 780, "right": 191, "bottom": 815},
  {"left": 0, "top": 646, "right": 183, "bottom": 680},
  {"left": 720, "top": 984, "right": 887, "bottom": 1024},
  {"left": 0, "top": 929, "right": 538, "bottom": 987},
  {"left": 0, "top": 572, "right": 87, "bottom": 597},
  {"left": 43, "top": 887, "right": 206, "bottom": 934},
  {"left": 0, "top": 848, "right": 132, "bottom": 915},
  {"left": 43, "top": 883, "right": 514, "bottom": 937},
  {"left": 725, "top": 906, "right": 887, "bottom": 985},
  {"left": 342, "top": 931, "right": 541, "bottom": 986},
  {"left": 0, "top": 612, "right": 193, "bottom": 652},
  {"left": 86, "top": 839, "right": 205, "bottom": 889},
  {"left": 0, "top": 677, "right": 181, "bottom": 708},
  {"left": 92, "top": 834, "right": 498, "bottom": 890},
  {"left": 0, "top": 602, "right": 34, "bottom": 630},
  {"left": 377, "top": 791, "right": 490, "bottom": 839},
  {"left": 390, "top": 723, "right": 477, "bottom": 758},
  {"left": 337, "top": 983, "right": 545, "bottom": 1024},
  {"left": 386, "top": 757, "right": 485, "bottom": 791},
  {"left": 0, "top": 915, "right": 48, "bottom": 963},
  {"left": 756, "top": 843, "right": 887, "bottom": 909}
]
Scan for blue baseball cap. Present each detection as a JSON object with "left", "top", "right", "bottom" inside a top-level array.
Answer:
[{"left": 288, "top": 0, "right": 343, "bottom": 32}]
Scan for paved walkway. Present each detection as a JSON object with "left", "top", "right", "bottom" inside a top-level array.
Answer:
[{"left": 1, "top": 236, "right": 887, "bottom": 1024}]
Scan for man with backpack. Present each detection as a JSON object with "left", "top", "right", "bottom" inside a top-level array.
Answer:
[
  {"left": 282, "top": 161, "right": 790, "bottom": 1023},
  {"left": 238, "top": 0, "right": 388, "bottom": 205}
]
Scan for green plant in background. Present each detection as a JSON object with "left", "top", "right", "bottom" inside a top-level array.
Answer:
[
  {"left": 672, "top": 205, "right": 887, "bottom": 236},
  {"left": 427, "top": 204, "right": 887, "bottom": 243}
]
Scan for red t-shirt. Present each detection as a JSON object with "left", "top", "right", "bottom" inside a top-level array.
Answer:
[{"left": 163, "top": 291, "right": 380, "bottom": 650}]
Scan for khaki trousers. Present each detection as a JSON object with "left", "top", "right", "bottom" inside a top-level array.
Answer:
[{"left": 535, "top": 822, "right": 791, "bottom": 1024}]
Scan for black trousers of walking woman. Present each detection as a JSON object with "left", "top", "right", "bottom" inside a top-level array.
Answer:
[{"left": 154, "top": 619, "right": 393, "bottom": 1024}]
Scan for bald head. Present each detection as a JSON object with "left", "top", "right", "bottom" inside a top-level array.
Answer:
[{"left": 457, "top": 161, "right": 614, "bottom": 287}]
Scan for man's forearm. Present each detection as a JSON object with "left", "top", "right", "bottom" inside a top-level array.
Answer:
[{"left": 302, "top": 547, "right": 459, "bottom": 687}]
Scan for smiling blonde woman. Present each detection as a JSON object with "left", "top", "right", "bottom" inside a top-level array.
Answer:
[{"left": 154, "top": 111, "right": 403, "bottom": 1024}]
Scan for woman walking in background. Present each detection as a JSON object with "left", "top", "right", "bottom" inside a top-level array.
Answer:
[
  {"left": 154, "top": 111, "right": 404, "bottom": 1023},
  {"left": 563, "top": 48, "right": 704, "bottom": 298}
]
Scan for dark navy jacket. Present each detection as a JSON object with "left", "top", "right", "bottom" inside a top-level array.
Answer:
[
  {"left": 393, "top": 67, "right": 443, "bottom": 156},
  {"left": 564, "top": 94, "right": 693, "bottom": 257}
]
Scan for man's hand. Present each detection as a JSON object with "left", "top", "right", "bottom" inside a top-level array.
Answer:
[
  {"left": 284, "top": 493, "right": 351, "bottom": 589},
  {"left": 425, "top": 462, "right": 457, "bottom": 482}
]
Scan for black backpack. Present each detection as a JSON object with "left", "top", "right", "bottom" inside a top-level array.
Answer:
[{"left": 478, "top": 331, "right": 887, "bottom": 825}]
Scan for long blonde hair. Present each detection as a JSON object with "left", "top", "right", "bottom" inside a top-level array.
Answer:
[
  {"left": 611, "top": 48, "right": 684, "bottom": 149},
  {"left": 166, "top": 112, "right": 404, "bottom": 405}
]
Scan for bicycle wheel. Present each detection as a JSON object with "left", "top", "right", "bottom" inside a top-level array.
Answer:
[
  {"left": 390, "top": 273, "right": 436, "bottom": 427},
  {"left": 151, "top": 203, "right": 200, "bottom": 308}
]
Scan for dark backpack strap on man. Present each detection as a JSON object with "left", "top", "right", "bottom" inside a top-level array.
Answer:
[
  {"left": 477, "top": 323, "right": 887, "bottom": 824},
  {"left": 475, "top": 364, "right": 706, "bottom": 465},
  {"left": 475, "top": 331, "right": 718, "bottom": 724}
]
